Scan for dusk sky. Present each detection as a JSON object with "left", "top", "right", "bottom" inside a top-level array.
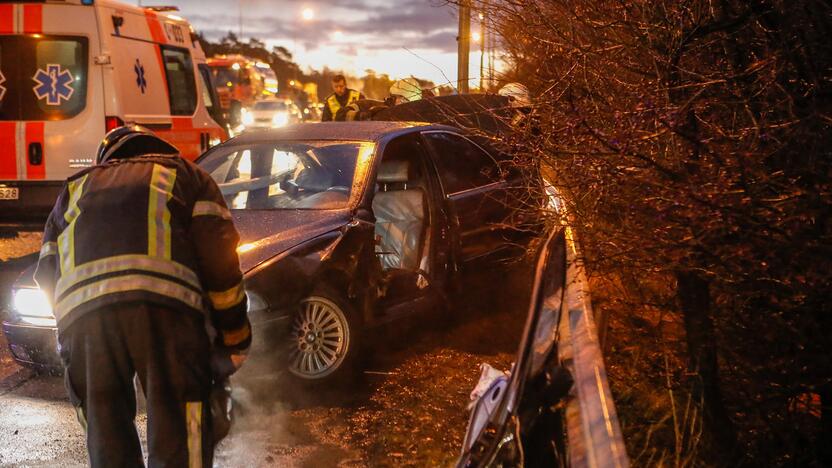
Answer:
[{"left": 137, "top": 0, "right": 481, "bottom": 86}]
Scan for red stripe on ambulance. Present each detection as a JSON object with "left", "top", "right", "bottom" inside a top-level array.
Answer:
[
  {"left": 0, "top": 123, "right": 17, "bottom": 179},
  {"left": 25, "top": 122, "right": 45, "bottom": 180},
  {"left": 144, "top": 11, "right": 167, "bottom": 44},
  {"left": 0, "top": 6, "right": 13, "bottom": 34},
  {"left": 23, "top": 4, "right": 43, "bottom": 34},
  {"left": 171, "top": 117, "right": 192, "bottom": 131},
  {"left": 157, "top": 117, "right": 201, "bottom": 160}
]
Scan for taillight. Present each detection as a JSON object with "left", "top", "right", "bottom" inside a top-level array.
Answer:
[{"left": 105, "top": 116, "right": 124, "bottom": 132}]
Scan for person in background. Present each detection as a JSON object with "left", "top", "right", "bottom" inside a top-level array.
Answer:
[{"left": 321, "top": 74, "right": 364, "bottom": 121}]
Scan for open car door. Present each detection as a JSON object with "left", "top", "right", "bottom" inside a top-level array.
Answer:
[{"left": 457, "top": 226, "right": 629, "bottom": 468}]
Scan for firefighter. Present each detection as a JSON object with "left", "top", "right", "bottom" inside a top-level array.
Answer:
[
  {"left": 321, "top": 74, "right": 364, "bottom": 121},
  {"left": 34, "top": 125, "right": 251, "bottom": 468}
]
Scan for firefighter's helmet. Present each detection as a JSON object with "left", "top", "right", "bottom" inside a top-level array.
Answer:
[
  {"left": 498, "top": 82, "right": 531, "bottom": 108},
  {"left": 389, "top": 78, "right": 422, "bottom": 103},
  {"left": 96, "top": 125, "right": 178, "bottom": 165}
]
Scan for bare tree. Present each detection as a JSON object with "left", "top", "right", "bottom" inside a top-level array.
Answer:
[{"left": 466, "top": 0, "right": 832, "bottom": 464}]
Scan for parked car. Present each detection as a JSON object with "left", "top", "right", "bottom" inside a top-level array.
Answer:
[
  {"left": 240, "top": 99, "right": 303, "bottom": 131},
  {"left": 2, "top": 121, "right": 543, "bottom": 382}
]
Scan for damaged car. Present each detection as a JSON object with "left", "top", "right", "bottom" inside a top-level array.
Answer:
[{"left": 2, "top": 121, "right": 543, "bottom": 382}]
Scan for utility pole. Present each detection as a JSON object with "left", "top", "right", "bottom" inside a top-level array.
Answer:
[
  {"left": 479, "top": 8, "right": 486, "bottom": 91},
  {"left": 457, "top": 0, "right": 471, "bottom": 94}
]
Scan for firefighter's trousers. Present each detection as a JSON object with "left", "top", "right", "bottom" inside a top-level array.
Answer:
[{"left": 59, "top": 302, "right": 214, "bottom": 468}]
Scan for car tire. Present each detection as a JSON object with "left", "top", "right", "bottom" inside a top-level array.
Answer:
[{"left": 284, "top": 284, "right": 362, "bottom": 384}]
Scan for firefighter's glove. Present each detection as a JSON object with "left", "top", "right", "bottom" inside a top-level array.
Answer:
[
  {"left": 211, "top": 320, "right": 251, "bottom": 379},
  {"left": 211, "top": 345, "right": 249, "bottom": 379}
]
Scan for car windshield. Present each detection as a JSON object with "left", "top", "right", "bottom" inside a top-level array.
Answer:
[
  {"left": 253, "top": 101, "right": 287, "bottom": 111},
  {"left": 199, "top": 140, "right": 375, "bottom": 210}
]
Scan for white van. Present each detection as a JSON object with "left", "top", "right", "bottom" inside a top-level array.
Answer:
[{"left": 0, "top": 0, "right": 227, "bottom": 224}]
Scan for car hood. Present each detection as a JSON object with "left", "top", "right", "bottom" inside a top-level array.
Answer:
[
  {"left": 251, "top": 110, "right": 282, "bottom": 118},
  {"left": 233, "top": 209, "right": 352, "bottom": 272},
  {"left": 7, "top": 211, "right": 350, "bottom": 291}
]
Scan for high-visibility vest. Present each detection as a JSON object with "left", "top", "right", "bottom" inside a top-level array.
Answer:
[{"left": 326, "top": 90, "right": 361, "bottom": 118}]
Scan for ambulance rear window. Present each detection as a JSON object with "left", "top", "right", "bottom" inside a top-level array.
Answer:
[
  {"left": 161, "top": 46, "right": 196, "bottom": 116},
  {"left": 0, "top": 36, "right": 88, "bottom": 121}
]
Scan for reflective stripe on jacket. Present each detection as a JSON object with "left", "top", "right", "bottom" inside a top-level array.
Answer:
[
  {"left": 35, "top": 153, "right": 250, "bottom": 351},
  {"left": 326, "top": 90, "right": 361, "bottom": 119}
]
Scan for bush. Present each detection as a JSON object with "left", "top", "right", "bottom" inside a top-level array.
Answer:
[{"left": 475, "top": 0, "right": 832, "bottom": 464}]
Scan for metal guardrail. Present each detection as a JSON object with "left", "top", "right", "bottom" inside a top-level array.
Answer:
[
  {"left": 458, "top": 222, "right": 628, "bottom": 467},
  {"left": 558, "top": 226, "right": 629, "bottom": 468}
]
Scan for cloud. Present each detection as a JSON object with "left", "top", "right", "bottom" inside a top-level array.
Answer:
[
  {"left": 153, "top": 0, "right": 465, "bottom": 81},
  {"left": 180, "top": 0, "right": 457, "bottom": 52}
]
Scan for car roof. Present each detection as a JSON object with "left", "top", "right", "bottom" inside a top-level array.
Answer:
[{"left": 228, "top": 121, "right": 455, "bottom": 144}]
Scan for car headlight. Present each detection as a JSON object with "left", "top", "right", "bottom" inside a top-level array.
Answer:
[
  {"left": 13, "top": 288, "right": 56, "bottom": 327},
  {"left": 271, "top": 111, "right": 289, "bottom": 127},
  {"left": 241, "top": 111, "right": 254, "bottom": 126}
]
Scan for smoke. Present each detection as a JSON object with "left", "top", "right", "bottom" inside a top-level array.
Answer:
[{"left": 213, "top": 331, "right": 312, "bottom": 466}]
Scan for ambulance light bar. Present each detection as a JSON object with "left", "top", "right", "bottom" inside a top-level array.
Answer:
[{"left": 144, "top": 6, "right": 179, "bottom": 12}]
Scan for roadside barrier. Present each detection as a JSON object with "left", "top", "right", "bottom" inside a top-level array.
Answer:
[{"left": 559, "top": 226, "right": 629, "bottom": 468}]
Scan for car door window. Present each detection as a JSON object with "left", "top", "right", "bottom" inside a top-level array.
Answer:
[{"left": 423, "top": 132, "right": 500, "bottom": 194}]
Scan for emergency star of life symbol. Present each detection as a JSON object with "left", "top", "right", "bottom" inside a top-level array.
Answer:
[
  {"left": 135, "top": 59, "right": 147, "bottom": 94},
  {"left": 32, "top": 64, "right": 75, "bottom": 106},
  {"left": 0, "top": 70, "right": 6, "bottom": 102}
]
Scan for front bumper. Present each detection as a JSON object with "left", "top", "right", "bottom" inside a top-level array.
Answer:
[
  {"left": 1, "top": 320, "right": 61, "bottom": 370},
  {"left": 0, "top": 181, "right": 63, "bottom": 225}
]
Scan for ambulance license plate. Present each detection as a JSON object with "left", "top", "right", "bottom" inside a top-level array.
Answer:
[{"left": 0, "top": 187, "right": 19, "bottom": 200}]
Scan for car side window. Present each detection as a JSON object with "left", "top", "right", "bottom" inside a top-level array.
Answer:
[
  {"left": 379, "top": 134, "right": 427, "bottom": 183},
  {"left": 422, "top": 132, "right": 500, "bottom": 194},
  {"left": 160, "top": 46, "right": 197, "bottom": 115}
]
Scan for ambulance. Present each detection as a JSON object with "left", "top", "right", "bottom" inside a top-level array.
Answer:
[{"left": 0, "top": 0, "right": 227, "bottom": 224}]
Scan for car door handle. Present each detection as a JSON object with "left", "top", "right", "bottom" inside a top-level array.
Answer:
[{"left": 28, "top": 143, "right": 43, "bottom": 166}]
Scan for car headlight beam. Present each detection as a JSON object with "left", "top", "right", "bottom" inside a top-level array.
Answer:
[
  {"left": 13, "top": 288, "right": 57, "bottom": 327},
  {"left": 272, "top": 111, "right": 289, "bottom": 127},
  {"left": 241, "top": 109, "right": 254, "bottom": 126}
]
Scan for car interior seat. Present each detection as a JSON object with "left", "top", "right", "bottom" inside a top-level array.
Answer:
[{"left": 372, "top": 160, "right": 426, "bottom": 270}]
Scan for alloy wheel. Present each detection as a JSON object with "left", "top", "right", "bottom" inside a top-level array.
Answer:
[{"left": 288, "top": 296, "right": 350, "bottom": 379}]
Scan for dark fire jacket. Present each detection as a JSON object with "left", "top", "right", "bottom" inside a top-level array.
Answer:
[{"left": 34, "top": 153, "right": 250, "bottom": 352}]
